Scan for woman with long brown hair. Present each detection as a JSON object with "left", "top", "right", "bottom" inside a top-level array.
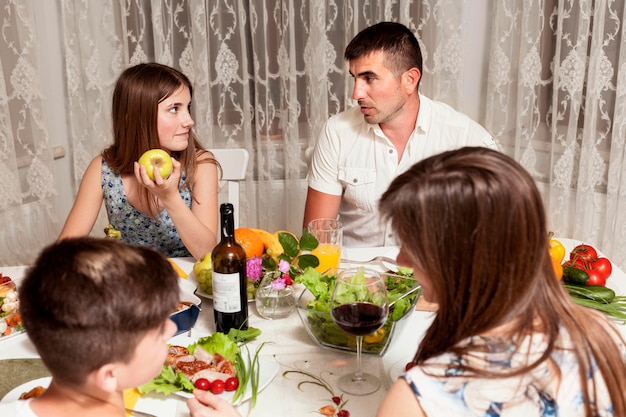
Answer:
[
  {"left": 59, "top": 63, "right": 219, "bottom": 259},
  {"left": 376, "top": 146, "right": 626, "bottom": 416}
]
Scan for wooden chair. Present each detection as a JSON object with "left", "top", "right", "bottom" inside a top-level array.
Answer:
[{"left": 210, "top": 148, "right": 249, "bottom": 228}]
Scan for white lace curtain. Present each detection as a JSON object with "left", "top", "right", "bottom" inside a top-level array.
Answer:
[
  {"left": 58, "top": 0, "right": 466, "bottom": 234},
  {"left": 485, "top": 0, "right": 626, "bottom": 269},
  {"left": 1, "top": 0, "right": 625, "bottom": 270}
]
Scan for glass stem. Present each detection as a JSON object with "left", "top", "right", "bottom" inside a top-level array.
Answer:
[{"left": 353, "top": 335, "right": 364, "bottom": 382}]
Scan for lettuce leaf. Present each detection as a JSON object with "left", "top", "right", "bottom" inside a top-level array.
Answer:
[
  {"left": 137, "top": 364, "right": 194, "bottom": 395},
  {"left": 138, "top": 328, "right": 261, "bottom": 395}
]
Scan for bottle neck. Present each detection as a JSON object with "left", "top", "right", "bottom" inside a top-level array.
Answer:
[
  {"left": 221, "top": 212, "right": 235, "bottom": 240},
  {"left": 220, "top": 203, "right": 235, "bottom": 240}
]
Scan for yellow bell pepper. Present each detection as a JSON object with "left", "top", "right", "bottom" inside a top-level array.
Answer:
[
  {"left": 364, "top": 328, "right": 386, "bottom": 344},
  {"left": 548, "top": 232, "right": 565, "bottom": 280}
]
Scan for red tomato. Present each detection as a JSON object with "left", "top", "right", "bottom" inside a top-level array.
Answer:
[
  {"left": 570, "top": 244, "right": 598, "bottom": 263},
  {"left": 194, "top": 378, "right": 210, "bottom": 391},
  {"left": 210, "top": 379, "right": 226, "bottom": 395},
  {"left": 592, "top": 257, "right": 612, "bottom": 281},
  {"left": 586, "top": 269, "right": 607, "bottom": 286},
  {"left": 225, "top": 377, "right": 239, "bottom": 392}
]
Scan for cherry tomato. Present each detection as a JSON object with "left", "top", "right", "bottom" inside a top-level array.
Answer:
[
  {"left": 586, "top": 269, "right": 607, "bottom": 287},
  {"left": 592, "top": 257, "right": 612, "bottom": 281},
  {"left": 194, "top": 378, "right": 210, "bottom": 391},
  {"left": 210, "top": 379, "right": 226, "bottom": 395},
  {"left": 570, "top": 244, "right": 598, "bottom": 263},
  {"left": 225, "top": 377, "right": 239, "bottom": 392}
]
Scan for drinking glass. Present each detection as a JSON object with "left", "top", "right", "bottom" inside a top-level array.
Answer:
[
  {"left": 308, "top": 218, "right": 343, "bottom": 273},
  {"left": 330, "top": 268, "right": 388, "bottom": 395}
]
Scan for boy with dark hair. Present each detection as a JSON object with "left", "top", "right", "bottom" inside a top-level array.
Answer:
[{"left": 0, "top": 237, "right": 179, "bottom": 416}]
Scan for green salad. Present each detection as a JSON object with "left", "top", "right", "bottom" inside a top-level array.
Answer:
[
  {"left": 139, "top": 327, "right": 261, "bottom": 403},
  {"left": 295, "top": 267, "right": 420, "bottom": 354}
]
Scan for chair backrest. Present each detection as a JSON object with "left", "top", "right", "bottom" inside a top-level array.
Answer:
[{"left": 210, "top": 148, "right": 249, "bottom": 228}]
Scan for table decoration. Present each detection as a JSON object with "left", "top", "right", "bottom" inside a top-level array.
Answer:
[
  {"left": 247, "top": 230, "right": 319, "bottom": 319},
  {"left": 191, "top": 228, "right": 320, "bottom": 306}
]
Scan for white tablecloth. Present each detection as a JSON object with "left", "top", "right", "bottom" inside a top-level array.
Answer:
[{"left": 1, "top": 239, "right": 625, "bottom": 417}]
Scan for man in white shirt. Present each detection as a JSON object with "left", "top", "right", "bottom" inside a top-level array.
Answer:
[{"left": 304, "top": 21, "right": 496, "bottom": 247}]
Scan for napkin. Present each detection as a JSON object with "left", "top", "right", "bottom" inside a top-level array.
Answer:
[{"left": 123, "top": 388, "right": 141, "bottom": 416}]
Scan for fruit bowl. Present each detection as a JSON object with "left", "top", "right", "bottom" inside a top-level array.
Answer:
[{"left": 296, "top": 271, "right": 420, "bottom": 356}]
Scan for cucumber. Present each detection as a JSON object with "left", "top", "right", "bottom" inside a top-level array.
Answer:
[
  {"left": 562, "top": 265, "right": 589, "bottom": 285},
  {"left": 564, "top": 284, "right": 616, "bottom": 303}
]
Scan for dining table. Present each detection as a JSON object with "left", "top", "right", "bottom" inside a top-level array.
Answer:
[{"left": 1, "top": 238, "right": 625, "bottom": 417}]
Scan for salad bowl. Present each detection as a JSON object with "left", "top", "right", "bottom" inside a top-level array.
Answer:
[{"left": 295, "top": 268, "right": 421, "bottom": 355}]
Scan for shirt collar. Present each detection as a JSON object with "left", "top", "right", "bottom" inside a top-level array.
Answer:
[{"left": 415, "top": 93, "right": 429, "bottom": 134}]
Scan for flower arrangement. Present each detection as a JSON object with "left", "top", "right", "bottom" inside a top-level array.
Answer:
[{"left": 246, "top": 230, "right": 320, "bottom": 291}]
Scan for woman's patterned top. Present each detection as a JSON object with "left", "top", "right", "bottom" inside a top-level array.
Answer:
[
  {"left": 101, "top": 158, "right": 192, "bottom": 258},
  {"left": 403, "top": 327, "right": 618, "bottom": 416}
]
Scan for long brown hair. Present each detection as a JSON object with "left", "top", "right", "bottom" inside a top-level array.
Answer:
[
  {"left": 379, "top": 146, "right": 626, "bottom": 416},
  {"left": 103, "top": 62, "right": 218, "bottom": 218}
]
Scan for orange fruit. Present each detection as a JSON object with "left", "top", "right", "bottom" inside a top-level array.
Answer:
[{"left": 234, "top": 228, "right": 265, "bottom": 258}]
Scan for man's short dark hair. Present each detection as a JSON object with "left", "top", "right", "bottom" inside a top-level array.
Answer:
[{"left": 344, "top": 21, "right": 423, "bottom": 76}]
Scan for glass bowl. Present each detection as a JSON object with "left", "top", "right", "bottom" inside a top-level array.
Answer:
[{"left": 296, "top": 270, "right": 420, "bottom": 356}]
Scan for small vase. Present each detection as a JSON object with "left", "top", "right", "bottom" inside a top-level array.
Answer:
[{"left": 255, "top": 273, "right": 296, "bottom": 320}]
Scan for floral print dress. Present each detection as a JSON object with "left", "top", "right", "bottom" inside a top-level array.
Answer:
[
  {"left": 101, "top": 158, "right": 192, "bottom": 258},
  {"left": 403, "top": 328, "right": 617, "bottom": 416}
]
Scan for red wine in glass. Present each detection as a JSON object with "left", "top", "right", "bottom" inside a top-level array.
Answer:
[
  {"left": 332, "top": 302, "right": 387, "bottom": 335},
  {"left": 330, "top": 268, "right": 388, "bottom": 396}
]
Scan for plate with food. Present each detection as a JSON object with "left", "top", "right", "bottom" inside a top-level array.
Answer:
[
  {"left": 1, "top": 377, "right": 50, "bottom": 402},
  {"left": 0, "top": 273, "right": 25, "bottom": 341},
  {"left": 0, "top": 377, "right": 179, "bottom": 416},
  {"left": 139, "top": 332, "right": 278, "bottom": 405}
]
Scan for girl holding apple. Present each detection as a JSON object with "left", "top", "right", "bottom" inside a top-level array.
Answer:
[{"left": 58, "top": 63, "right": 219, "bottom": 259}]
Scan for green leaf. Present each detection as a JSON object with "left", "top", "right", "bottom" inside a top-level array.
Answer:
[
  {"left": 299, "top": 229, "right": 319, "bottom": 251},
  {"left": 297, "top": 253, "right": 320, "bottom": 270},
  {"left": 262, "top": 257, "right": 277, "bottom": 270},
  {"left": 228, "top": 326, "right": 261, "bottom": 343},
  {"left": 195, "top": 333, "right": 239, "bottom": 363},
  {"left": 278, "top": 232, "right": 299, "bottom": 257}
]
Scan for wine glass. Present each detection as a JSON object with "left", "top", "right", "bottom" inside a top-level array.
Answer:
[{"left": 330, "top": 268, "right": 389, "bottom": 395}]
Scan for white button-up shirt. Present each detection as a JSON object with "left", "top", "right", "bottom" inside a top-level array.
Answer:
[{"left": 307, "top": 94, "right": 497, "bottom": 247}]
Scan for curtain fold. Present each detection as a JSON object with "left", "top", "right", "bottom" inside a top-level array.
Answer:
[
  {"left": 0, "top": 0, "right": 59, "bottom": 265},
  {"left": 485, "top": 0, "right": 626, "bottom": 268},
  {"left": 55, "top": 0, "right": 467, "bottom": 237}
]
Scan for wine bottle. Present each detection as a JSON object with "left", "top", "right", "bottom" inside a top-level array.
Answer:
[{"left": 211, "top": 203, "right": 248, "bottom": 332}]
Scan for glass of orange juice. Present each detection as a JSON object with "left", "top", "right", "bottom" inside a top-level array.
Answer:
[{"left": 308, "top": 219, "right": 343, "bottom": 273}]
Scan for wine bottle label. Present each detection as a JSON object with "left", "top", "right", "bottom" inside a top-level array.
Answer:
[{"left": 212, "top": 271, "right": 242, "bottom": 313}]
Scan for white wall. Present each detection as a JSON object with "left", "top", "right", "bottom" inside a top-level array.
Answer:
[{"left": 34, "top": 3, "right": 493, "bottom": 230}]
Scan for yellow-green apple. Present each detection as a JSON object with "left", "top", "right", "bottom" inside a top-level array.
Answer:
[{"left": 138, "top": 149, "right": 173, "bottom": 181}]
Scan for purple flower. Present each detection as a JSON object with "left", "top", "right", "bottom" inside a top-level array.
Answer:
[
  {"left": 278, "top": 259, "right": 290, "bottom": 273},
  {"left": 271, "top": 276, "right": 287, "bottom": 290},
  {"left": 246, "top": 257, "right": 263, "bottom": 281}
]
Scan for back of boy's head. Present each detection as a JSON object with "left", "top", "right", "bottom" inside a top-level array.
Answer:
[{"left": 19, "top": 237, "right": 180, "bottom": 387}]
